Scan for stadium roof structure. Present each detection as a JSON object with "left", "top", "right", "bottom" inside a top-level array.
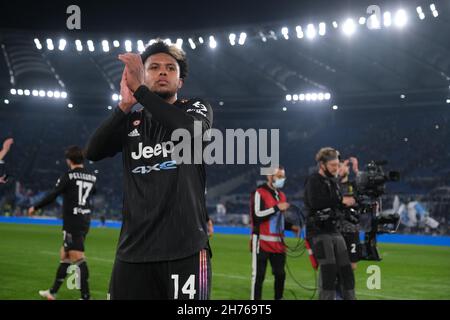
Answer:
[{"left": 1, "top": 0, "right": 449, "bottom": 114}]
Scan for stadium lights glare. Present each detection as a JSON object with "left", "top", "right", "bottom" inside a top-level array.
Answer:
[
  {"left": 446, "top": 99, "right": 450, "bottom": 104},
  {"left": 124, "top": 40, "right": 132, "bottom": 52},
  {"left": 137, "top": 40, "right": 145, "bottom": 53},
  {"left": 87, "top": 40, "right": 95, "bottom": 52},
  {"left": 368, "top": 13, "right": 381, "bottom": 29},
  {"left": 318, "top": 22, "right": 326, "bottom": 36},
  {"left": 295, "top": 26, "right": 304, "bottom": 39},
  {"left": 10, "top": 88, "right": 67, "bottom": 99},
  {"left": 102, "top": 40, "right": 110, "bottom": 52},
  {"left": 46, "top": 39, "right": 54, "bottom": 51},
  {"left": 416, "top": 6, "right": 426, "bottom": 20},
  {"left": 75, "top": 39, "right": 83, "bottom": 51},
  {"left": 281, "top": 27, "right": 289, "bottom": 40},
  {"left": 395, "top": 9, "right": 407, "bottom": 27},
  {"left": 107, "top": 105, "right": 112, "bottom": 110},
  {"left": 229, "top": 33, "right": 236, "bottom": 46},
  {"left": 10, "top": 89, "right": 16, "bottom": 95},
  {"left": 282, "top": 107, "right": 287, "bottom": 111},
  {"left": 332, "top": 21, "right": 339, "bottom": 29},
  {"left": 286, "top": 92, "right": 331, "bottom": 102},
  {"left": 39, "top": 90, "right": 45, "bottom": 97},
  {"left": 17, "top": 89, "right": 23, "bottom": 95},
  {"left": 332, "top": 105, "right": 338, "bottom": 110},
  {"left": 112, "top": 93, "right": 119, "bottom": 101},
  {"left": 188, "top": 38, "right": 196, "bottom": 49},
  {"left": 24, "top": 89, "right": 30, "bottom": 96},
  {"left": 342, "top": 18, "right": 356, "bottom": 36},
  {"left": 198, "top": 37, "right": 204, "bottom": 44},
  {"left": 32, "top": 90, "right": 38, "bottom": 96},
  {"left": 68, "top": 103, "right": 73, "bottom": 108},
  {"left": 34, "top": 38, "right": 42, "bottom": 50},
  {"left": 58, "top": 39, "right": 67, "bottom": 51},
  {"left": 4, "top": 99, "right": 9, "bottom": 104},
  {"left": 359, "top": 17, "right": 366, "bottom": 25},
  {"left": 384, "top": 11, "right": 392, "bottom": 27},
  {"left": 238, "top": 32, "right": 247, "bottom": 45},
  {"left": 113, "top": 40, "right": 120, "bottom": 48},
  {"left": 175, "top": 38, "right": 183, "bottom": 50},
  {"left": 306, "top": 24, "right": 316, "bottom": 39},
  {"left": 430, "top": 4, "right": 439, "bottom": 18},
  {"left": 208, "top": 36, "right": 217, "bottom": 49}
]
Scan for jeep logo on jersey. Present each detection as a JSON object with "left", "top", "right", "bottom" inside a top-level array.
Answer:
[
  {"left": 132, "top": 160, "right": 177, "bottom": 174},
  {"left": 131, "top": 141, "right": 175, "bottom": 160}
]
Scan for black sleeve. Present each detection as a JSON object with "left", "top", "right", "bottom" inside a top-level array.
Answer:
[
  {"left": 0, "top": 160, "right": 5, "bottom": 177},
  {"left": 34, "top": 174, "right": 69, "bottom": 210},
  {"left": 85, "top": 107, "right": 127, "bottom": 161},
  {"left": 305, "top": 176, "right": 342, "bottom": 210},
  {"left": 133, "top": 85, "right": 213, "bottom": 134}
]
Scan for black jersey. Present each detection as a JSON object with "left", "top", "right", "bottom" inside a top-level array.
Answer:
[
  {"left": 34, "top": 167, "right": 97, "bottom": 235},
  {"left": 85, "top": 85, "right": 213, "bottom": 263},
  {"left": 338, "top": 180, "right": 359, "bottom": 233}
]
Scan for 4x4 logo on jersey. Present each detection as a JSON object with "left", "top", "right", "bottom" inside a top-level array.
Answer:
[{"left": 132, "top": 160, "right": 177, "bottom": 174}]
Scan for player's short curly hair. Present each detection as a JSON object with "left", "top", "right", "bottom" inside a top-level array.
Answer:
[
  {"left": 140, "top": 39, "right": 188, "bottom": 79},
  {"left": 65, "top": 145, "right": 84, "bottom": 164},
  {"left": 315, "top": 147, "right": 340, "bottom": 163}
]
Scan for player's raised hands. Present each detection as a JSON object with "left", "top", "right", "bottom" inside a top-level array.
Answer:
[
  {"left": 118, "top": 53, "right": 145, "bottom": 92},
  {"left": 118, "top": 67, "right": 137, "bottom": 114},
  {"left": 2, "top": 138, "right": 13, "bottom": 151}
]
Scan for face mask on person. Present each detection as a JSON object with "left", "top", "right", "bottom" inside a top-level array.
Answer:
[{"left": 273, "top": 177, "right": 286, "bottom": 189}]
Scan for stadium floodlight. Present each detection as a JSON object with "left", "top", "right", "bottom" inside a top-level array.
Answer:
[
  {"left": 306, "top": 24, "right": 316, "bottom": 39},
  {"left": 188, "top": 38, "right": 196, "bottom": 49},
  {"left": 32, "top": 90, "right": 38, "bottom": 96},
  {"left": 332, "top": 21, "right": 338, "bottom": 29},
  {"left": 61, "top": 91, "right": 67, "bottom": 99},
  {"left": 10, "top": 88, "right": 16, "bottom": 95},
  {"left": 208, "top": 36, "right": 217, "bottom": 49},
  {"left": 102, "top": 40, "right": 110, "bottom": 52},
  {"left": 58, "top": 39, "right": 67, "bottom": 51},
  {"left": 359, "top": 17, "right": 366, "bottom": 25},
  {"left": 17, "top": 89, "right": 23, "bottom": 95},
  {"left": 318, "top": 22, "right": 326, "bottom": 36},
  {"left": 292, "top": 94, "right": 299, "bottom": 101},
  {"left": 113, "top": 40, "right": 120, "bottom": 48},
  {"left": 4, "top": 99, "right": 9, "bottom": 104},
  {"left": 87, "top": 40, "right": 95, "bottom": 52},
  {"left": 430, "top": 4, "right": 436, "bottom": 12},
  {"left": 175, "top": 38, "right": 183, "bottom": 49},
  {"left": 68, "top": 103, "right": 73, "bottom": 108},
  {"left": 299, "top": 94, "right": 305, "bottom": 101},
  {"left": 198, "top": 37, "right": 204, "bottom": 44},
  {"left": 446, "top": 99, "right": 450, "bottom": 104},
  {"left": 75, "top": 39, "right": 83, "bottom": 51},
  {"left": 400, "top": 94, "right": 406, "bottom": 99},
  {"left": 332, "top": 105, "right": 338, "bottom": 110},
  {"left": 39, "top": 90, "right": 46, "bottom": 97},
  {"left": 47, "top": 90, "right": 53, "bottom": 98},
  {"left": 281, "top": 27, "right": 289, "bottom": 40},
  {"left": 311, "top": 93, "right": 318, "bottom": 101},
  {"left": 368, "top": 13, "right": 381, "bottom": 29},
  {"left": 112, "top": 93, "right": 119, "bottom": 101},
  {"left": 295, "top": 26, "right": 304, "bottom": 39},
  {"left": 34, "top": 38, "right": 42, "bottom": 50},
  {"left": 383, "top": 11, "right": 392, "bottom": 27},
  {"left": 107, "top": 105, "right": 112, "bottom": 110},
  {"left": 229, "top": 33, "right": 236, "bottom": 46},
  {"left": 416, "top": 6, "right": 425, "bottom": 20},
  {"left": 305, "top": 93, "right": 311, "bottom": 101},
  {"left": 24, "top": 89, "right": 30, "bottom": 96},
  {"left": 124, "top": 40, "right": 132, "bottom": 52},
  {"left": 318, "top": 92, "right": 324, "bottom": 100},
  {"left": 285, "top": 94, "right": 292, "bottom": 101},
  {"left": 324, "top": 92, "right": 331, "bottom": 100},
  {"left": 46, "top": 39, "right": 54, "bottom": 50},
  {"left": 282, "top": 107, "right": 287, "bottom": 111},
  {"left": 238, "top": 32, "right": 247, "bottom": 45},
  {"left": 54, "top": 91, "right": 61, "bottom": 98},
  {"left": 342, "top": 18, "right": 356, "bottom": 36},
  {"left": 395, "top": 9, "right": 407, "bottom": 28},
  {"left": 137, "top": 40, "right": 145, "bottom": 53}
]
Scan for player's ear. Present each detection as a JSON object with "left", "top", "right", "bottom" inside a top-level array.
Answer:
[{"left": 178, "top": 78, "right": 184, "bottom": 89}]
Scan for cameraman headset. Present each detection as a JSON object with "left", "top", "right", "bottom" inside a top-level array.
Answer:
[{"left": 304, "top": 147, "right": 356, "bottom": 300}]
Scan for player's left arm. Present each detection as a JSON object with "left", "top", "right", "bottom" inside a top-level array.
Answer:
[
  {"left": 29, "top": 174, "right": 68, "bottom": 214},
  {"left": 133, "top": 86, "right": 213, "bottom": 134}
]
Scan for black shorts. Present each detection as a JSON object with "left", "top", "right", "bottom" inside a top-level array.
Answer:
[
  {"left": 108, "top": 249, "right": 211, "bottom": 300},
  {"left": 342, "top": 232, "right": 360, "bottom": 263},
  {"left": 62, "top": 230, "right": 86, "bottom": 252}
]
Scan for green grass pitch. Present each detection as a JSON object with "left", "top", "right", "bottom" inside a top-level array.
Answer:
[{"left": 0, "top": 223, "right": 449, "bottom": 300}]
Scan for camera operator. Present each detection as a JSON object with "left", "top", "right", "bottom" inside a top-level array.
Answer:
[{"left": 304, "top": 147, "right": 356, "bottom": 300}]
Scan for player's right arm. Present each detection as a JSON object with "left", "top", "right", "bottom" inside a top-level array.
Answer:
[
  {"left": 29, "top": 174, "right": 69, "bottom": 214},
  {"left": 85, "top": 69, "right": 134, "bottom": 161}
]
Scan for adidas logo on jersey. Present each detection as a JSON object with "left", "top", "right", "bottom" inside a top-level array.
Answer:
[{"left": 128, "top": 129, "right": 140, "bottom": 137}]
